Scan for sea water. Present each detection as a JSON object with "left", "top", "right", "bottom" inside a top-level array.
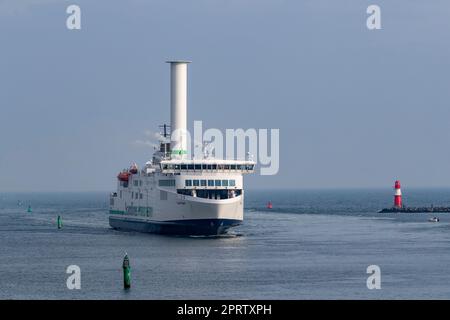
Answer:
[{"left": 0, "top": 189, "right": 449, "bottom": 299}]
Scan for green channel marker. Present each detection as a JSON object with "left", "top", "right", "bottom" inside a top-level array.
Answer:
[
  {"left": 57, "top": 215, "right": 62, "bottom": 229},
  {"left": 123, "top": 253, "right": 131, "bottom": 289}
]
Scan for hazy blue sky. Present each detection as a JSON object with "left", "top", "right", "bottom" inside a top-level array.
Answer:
[{"left": 1, "top": 0, "right": 450, "bottom": 191}]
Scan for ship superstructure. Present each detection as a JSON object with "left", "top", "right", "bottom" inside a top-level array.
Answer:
[{"left": 109, "top": 61, "right": 255, "bottom": 235}]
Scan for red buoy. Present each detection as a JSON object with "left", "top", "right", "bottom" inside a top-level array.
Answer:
[
  {"left": 394, "top": 180, "right": 402, "bottom": 208},
  {"left": 267, "top": 201, "right": 273, "bottom": 209}
]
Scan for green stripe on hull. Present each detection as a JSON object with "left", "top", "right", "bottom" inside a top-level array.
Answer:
[
  {"left": 109, "top": 210, "right": 125, "bottom": 215},
  {"left": 109, "top": 207, "right": 153, "bottom": 217}
]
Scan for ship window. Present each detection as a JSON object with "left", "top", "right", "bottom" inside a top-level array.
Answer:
[
  {"left": 162, "top": 164, "right": 168, "bottom": 170},
  {"left": 212, "top": 164, "right": 217, "bottom": 170},
  {"left": 200, "top": 180, "right": 207, "bottom": 186},
  {"left": 174, "top": 164, "right": 180, "bottom": 170},
  {"left": 134, "top": 180, "right": 139, "bottom": 186},
  {"left": 181, "top": 164, "right": 187, "bottom": 170},
  {"left": 231, "top": 165, "right": 236, "bottom": 170},
  {"left": 208, "top": 180, "right": 214, "bottom": 186},
  {"left": 222, "top": 180, "right": 228, "bottom": 186},
  {"left": 188, "top": 164, "right": 194, "bottom": 170},
  {"left": 194, "top": 164, "right": 201, "bottom": 170},
  {"left": 215, "top": 180, "right": 221, "bottom": 186},
  {"left": 224, "top": 165, "right": 230, "bottom": 170},
  {"left": 229, "top": 180, "right": 236, "bottom": 186},
  {"left": 193, "top": 180, "right": 199, "bottom": 186},
  {"left": 207, "top": 165, "right": 212, "bottom": 170},
  {"left": 185, "top": 180, "right": 192, "bottom": 187},
  {"left": 202, "top": 164, "right": 207, "bottom": 170},
  {"left": 159, "top": 179, "right": 175, "bottom": 187},
  {"left": 140, "top": 193, "right": 143, "bottom": 199}
]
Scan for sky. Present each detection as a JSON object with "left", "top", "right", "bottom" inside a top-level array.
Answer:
[{"left": 0, "top": 0, "right": 450, "bottom": 192}]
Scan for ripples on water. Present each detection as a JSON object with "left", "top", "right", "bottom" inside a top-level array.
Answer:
[{"left": 0, "top": 189, "right": 450, "bottom": 299}]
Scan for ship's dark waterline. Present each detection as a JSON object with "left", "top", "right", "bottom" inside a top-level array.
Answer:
[
  {"left": 109, "top": 216, "right": 241, "bottom": 235},
  {"left": 0, "top": 189, "right": 450, "bottom": 299}
]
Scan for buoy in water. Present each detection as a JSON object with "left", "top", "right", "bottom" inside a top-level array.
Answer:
[
  {"left": 123, "top": 253, "right": 131, "bottom": 289},
  {"left": 57, "top": 215, "right": 62, "bottom": 229},
  {"left": 27, "top": 205, "right": 32, "bottom": 213},
  {"left": 267, "top": 201, "right": 273, "bottom": 209}
]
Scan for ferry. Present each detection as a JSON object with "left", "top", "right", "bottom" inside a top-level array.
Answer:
[{"left": 109, "top": 61, "right": 255, "bottom": 235}]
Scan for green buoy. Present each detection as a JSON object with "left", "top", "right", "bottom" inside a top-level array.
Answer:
[
  {"left": 27, "top": 205, "right": 32, "bottom": 213},
  {"left": 57, "top": 215, "right": 62, "bottom": 229},
  {"left": 123, "top": 253, "right": 131, "bottom": 289}
]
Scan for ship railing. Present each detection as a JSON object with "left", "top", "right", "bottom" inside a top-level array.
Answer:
[{"left": 159, "top": 164, "right": 255, "bottom": 174}]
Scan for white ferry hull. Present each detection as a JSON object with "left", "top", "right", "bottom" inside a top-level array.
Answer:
[{"left": 109, "top": 193, "right": 244, "bottom": 235}]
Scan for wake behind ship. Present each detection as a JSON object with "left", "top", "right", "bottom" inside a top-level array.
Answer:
[{"left": 109, "top": 61, "right": 255, "bottom": 235}]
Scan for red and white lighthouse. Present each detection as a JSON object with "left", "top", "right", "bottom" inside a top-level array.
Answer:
[{"left": 394, "top": 180, "right": 402, "bottom": 208}]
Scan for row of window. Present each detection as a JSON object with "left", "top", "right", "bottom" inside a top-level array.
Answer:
[
  {"left": 130, "top": 178, "right": 235, "bottom": 189},
  {"left": 185, "top": 179, "right": 236, "bottom": 187},
  {"left": 162, "top": 164, "right": 254, "bottom": 171},
  {"left": 133, "top": 180, "right": 143, "bottom": 187},
  {"left": 131, "top": 179, "right": 152, "bottom": 186},
  {"left": 158, "top": 179, "right": 176, "bottom": 187},
  {"left": 131, "top": 191, "right": 143, "bottom": 199}
]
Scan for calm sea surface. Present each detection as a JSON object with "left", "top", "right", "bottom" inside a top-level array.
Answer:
[{"left": 1, "top": 189, "right": 450, "bottom": 299}]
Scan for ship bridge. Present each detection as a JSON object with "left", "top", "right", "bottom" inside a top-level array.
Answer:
[{"left": 158, "top": 159, "right": 255, "bottom": 200}]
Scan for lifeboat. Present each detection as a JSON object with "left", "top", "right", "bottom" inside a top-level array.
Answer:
[
  {"left": 129, "top": 163, "right": 138, "bottom": 174},
  {"left": 117, "top": 171, "right": 130, "bottom": 182}
]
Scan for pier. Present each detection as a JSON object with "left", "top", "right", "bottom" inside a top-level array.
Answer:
[
  {"left": 379, "top": 206, "right": 450, "bottom": 213},
  {"left": 379, "top": 180, "right": 450, "bottom": 213}
]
